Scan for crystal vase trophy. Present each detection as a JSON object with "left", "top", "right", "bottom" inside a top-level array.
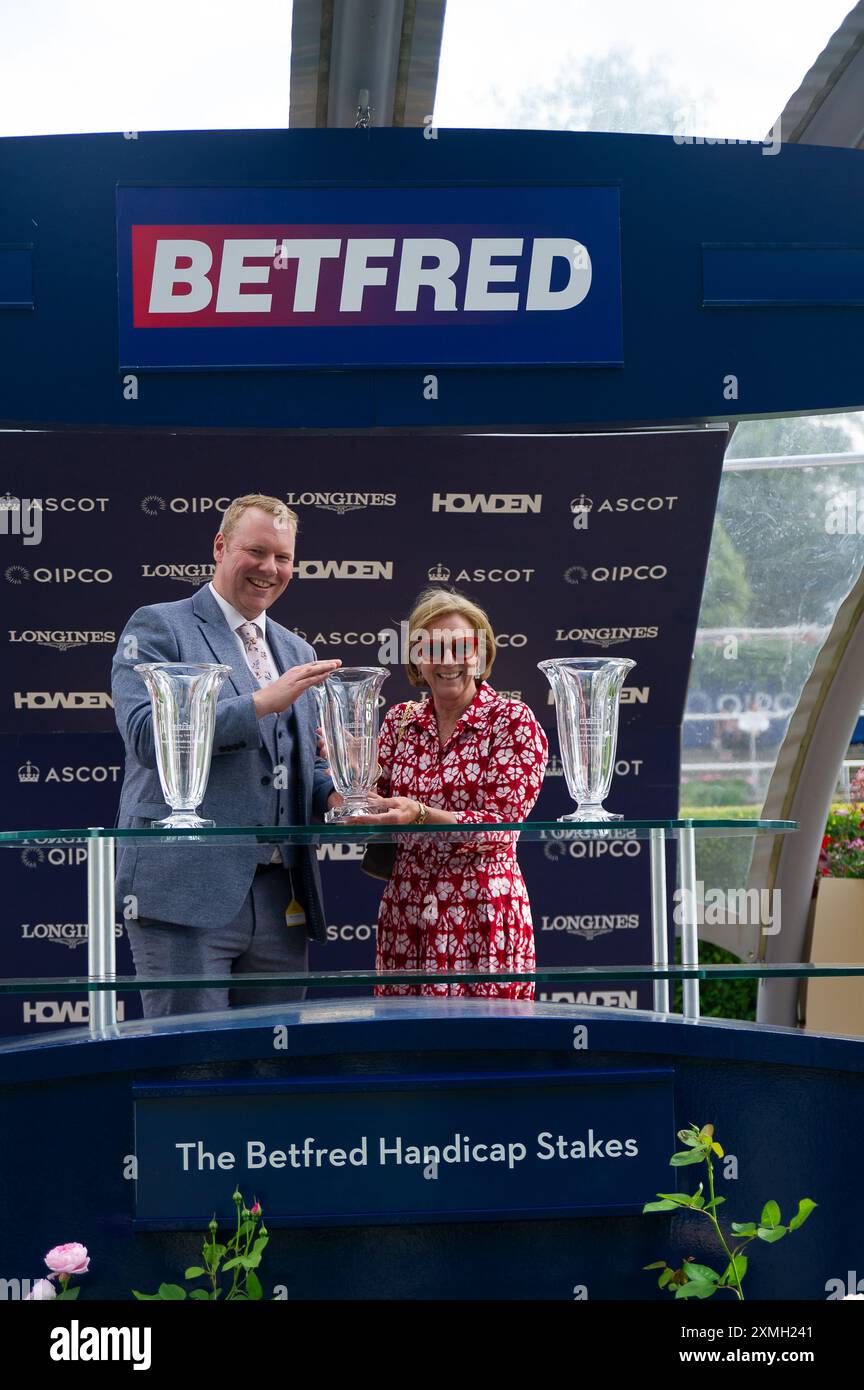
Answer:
[
  {"left": 134, "top": 662, "right": 231, "bottom": 828},
  {"left": 538, "top": 657, "right": 635, "bottom": 822},
  {"left": 315, "top": 667, "right": 390, "bottom": 823}
]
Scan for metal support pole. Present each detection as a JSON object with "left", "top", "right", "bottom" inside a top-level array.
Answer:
[
  {"left": 679, "top": 825, "right": 700, "bottom": 1021},
  {"left": 87, "top": 830, "right": 117, "bottom": 1036},
  {"left": 649, "top": 828, "right": 670, "bottom": 1016}
]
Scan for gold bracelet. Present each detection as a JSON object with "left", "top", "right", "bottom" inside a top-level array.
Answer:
[{"left": 415, "top": 800, "right": 428, "bottom": 825}]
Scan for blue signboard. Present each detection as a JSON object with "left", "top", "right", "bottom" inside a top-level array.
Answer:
[
  {"left": 116, "top": 184, "right": 623, "bottom": 370},
  {"left": 133, "top": 1067, "right": 675, "bottom": 1226}
]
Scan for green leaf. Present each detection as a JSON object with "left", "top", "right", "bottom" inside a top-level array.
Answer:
[
  {"left": 728, "top": 1255, "right": 748, "bottom": 1283},
  {"left": 184, "top": 1267, "right": 206, "bottom": 1279},
  {"left": 761, "top": 1200, "right": 782, "bottom": 1228},
  {"left": 222, "top": 1254, "right": 262, "bottom": 1272},
  {"left": 703, "top": 1197, "right": 726, "bottom": 1211},
  {"left": 658, "top": 1269, "right": 674, "bottom": 1288},
  {"left": 655, "top": 1192, "right": 697, "bottom": 1206},
  {"left": 731, "top": 1222, "right": 758, "bottom": 1236},
  {"left": 670, "top": 1149, "right": 706, "bottom": 1167},
  {"left": 711, "top": 1142, "right": 724, "bottom": 1158},
  {"left": 54, "top": 1287, "right": 80, "bottom": 1300},
  {"left": 131, "top": 1290, "right": 162, "bottom": 1300},
  {"left": 676, "top": 1128, "right": 702, "bottom": 1147},
  {"left": 691, "top": 1193, "right": 705, "bottom": 1209},
  {"left": 246, "top": 1270, "right": 263, "bottom": 1301},
  {"left": 684, "top": 1263, "right": 719, "bottom": 1283},
  {"left": 675, "top": 1280, "right": 716, "bottom": 1299},
  {"left": 189, "top": 1289, "right": 211, "bottom": 1300},
  {"left": 698, "top": 1124, "right": 715, "bottom": 1139},
  {"left": 251, "top": 1235, "right": 269, "bottom": 1258},
  {"left": 788, "top": 1198, "right": 817, "bottom": 1232},
  {"left": 158, "top": 1283, "right": 187, "bottom": 1300},
  {"left": 643, "top": 1261, "right": 667, "bottom": 1270},
  {"left": 756, "top": 1225, "right": 787, "bottom": 1244},
  {"left": 643, "top": 1200, "right": 679, "bottom": 1212}
]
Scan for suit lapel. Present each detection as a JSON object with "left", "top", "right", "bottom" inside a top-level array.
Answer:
[
  {"left": 191, "top": 585, "right": 256, "bottom": 699},
  {"left": 268, "top": 620, "right": 315, "bottom": 786}
]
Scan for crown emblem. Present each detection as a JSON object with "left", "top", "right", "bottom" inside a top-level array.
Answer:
[
  {"left": 544, "top": 754, "right": 565, "bottom": 776},
  {"left": 427, "top": 562, "right": 451, "bottom": 582},
  {"left": 0, "top": 492, "right": 21, "bottom": 510},
  {"left": 570, "top": 495, "right": 594, "bottom": 513},
  {"left": 18, "top": 760, "right": 40, "bottom": 783}
]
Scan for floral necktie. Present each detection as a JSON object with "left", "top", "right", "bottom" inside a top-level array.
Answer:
[{"left": 236, "top": 621, "right": 275, "bottom": 686}]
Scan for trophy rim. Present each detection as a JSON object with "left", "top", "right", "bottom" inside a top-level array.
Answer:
[
  {"left": 537, "top": 657, "right": 636, "bottom": 672},
  {"left": 320, "top": 666, "right": 391, "bottom": 680},
  {"left": 133, "top": 662, "right": 233, "bottom": 673}
]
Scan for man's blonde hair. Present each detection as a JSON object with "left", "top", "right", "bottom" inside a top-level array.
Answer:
[
  {"left": 219, "top": 494, "right": 298, "bottom": 543},
  {"left": 405, "top": 587, "right": 496, "bottom": 688}
]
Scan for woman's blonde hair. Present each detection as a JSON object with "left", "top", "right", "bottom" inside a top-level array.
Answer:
[{"left": 404, "top": 587, "right": 496, "bottom": 688}]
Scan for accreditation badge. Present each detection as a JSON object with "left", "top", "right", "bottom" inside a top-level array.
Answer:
[{"left": 284, "top": 897, "right": 307, "bottom": 929}]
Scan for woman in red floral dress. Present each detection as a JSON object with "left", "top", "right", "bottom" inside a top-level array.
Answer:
[{"left": 354, "top": 588, "right": 547, "bottom": 999}]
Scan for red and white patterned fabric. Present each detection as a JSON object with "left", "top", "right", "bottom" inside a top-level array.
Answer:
[{"left": 374, "top": 681, "right": 548, "bottom": 999}]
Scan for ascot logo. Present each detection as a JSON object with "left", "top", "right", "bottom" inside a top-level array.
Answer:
[
  {"left": 432, "top": 493, "right": 542, "bottom": 514},
  {"left": 141, "top": 495, "right": 231, "bottom": 515},
  {"left": 141, "top": 562, "right": 215, "bottom": 583},
  {"left": 554, "top": 626, "right": 659, "bottom": 646},
  {"left": 545, "top": 753, "right": 643, "bottom": 777},
  {"left": 297, "top": 560, "right": 393, "bottom": 580},
  {"left": 8, "top": 629, "right": 115, "bottom": 652},
  {"left": 564, "top": 564, "right": 667, "bottom": 584},
  {"left": 571, "top": 495, "right": 678, "bottom": 515},
  {"left": 28, "top": 497, "right": 110, "bottom": 513},
  {"left": 307, "top": 631, "right": 383, "bottom": 646},
  {"left": 427, "top": 564, "right": 534, "bottom": 584},
  {"left": 18, "top": 763, "right": 122, "bottom": 784},
  {"left": 13, "top": 692, "right": 114, "bottom": 710},
  {"left": 285, "top": 491, "right": 397, "bottom": 514}
]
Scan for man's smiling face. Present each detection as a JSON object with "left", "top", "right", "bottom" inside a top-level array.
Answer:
[{"left": 212, "top": 506, "right": 295, "bottom": 619}]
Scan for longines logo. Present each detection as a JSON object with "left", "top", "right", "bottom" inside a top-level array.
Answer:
[
  {"left": 554, "top": 626, "right": 659, "bottom": 646},
  {"left": 5, "top": 566, "right": 112, "bottom": 584},
  {"left": 297, "top": 560, "right": 393, "bottom": 580},
  {"left": 141, "top": 563, "right": 215, "bottom": 583},
  {"left": 427, "top": 564, "right": 534, "bottom": 583},
  {"left": 18, "top": 761, "right": 122, "bottom": 784},
  {"left": 23, "top": 1000, "right": 127, "bottom": 1024},
  {"left": 540, "top": 913, "right": 639, "bottom": 941},
  {"left": 8, "top": 629, "right": 115, "bottom": 652},
  {"left": 13, "top": 692, "right": 114, "bottom": 710},
  {"left": 570, "top": 495, "right": 678, "bottom": 515},
  {"left": 140, "top": 496, "right": 231, "bottom": 515},
  {"left": 564, "top": 565, "right": 667, "bottom": 584},
  {"left": 547, "top": 687, "right": 649, "bottom": 706},
  {"left": 20, "top": 921, "right": 124, "bottom": 950},
  {"left": 284, "top": 492, "right": 396, "bottom": 514},
  {"left": 432, "top": 493, "right": 542, "bottom": 514}
]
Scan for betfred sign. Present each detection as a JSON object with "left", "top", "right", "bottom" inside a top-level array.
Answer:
[{"left": 117, "top": 186, "right": 622, "bottom": 368}]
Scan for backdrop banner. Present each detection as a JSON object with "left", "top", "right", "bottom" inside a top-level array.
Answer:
[{"left": 0, "top": 427, "right": 726, "bottom": 1033}]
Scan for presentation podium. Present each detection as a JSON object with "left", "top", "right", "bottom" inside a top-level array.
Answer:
[{"left": 2, "top": 819, "right": 864, "bottom": 1301}]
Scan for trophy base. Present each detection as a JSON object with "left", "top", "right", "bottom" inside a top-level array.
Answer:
[
  {"left": 557, "top": 805, "right": 623, "bottom": 823},
  {"left": 325, "top": 798, "right": 379, "bottom": 823},
  {"left": 151, "top": 812, "right": 215, "bottom": 830}
]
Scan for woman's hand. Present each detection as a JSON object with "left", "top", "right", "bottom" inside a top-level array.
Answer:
[{"left": 345, "top": 796, "right": 421, "bottom": 826}]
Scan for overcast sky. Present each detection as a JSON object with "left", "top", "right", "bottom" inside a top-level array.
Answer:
[{"left": 0, "top": 0, "right": 855, "bottom": 138}]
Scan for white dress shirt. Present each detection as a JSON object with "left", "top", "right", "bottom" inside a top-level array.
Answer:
[{"left": 209, "top": 582, "right": 277, "bottom": 684}]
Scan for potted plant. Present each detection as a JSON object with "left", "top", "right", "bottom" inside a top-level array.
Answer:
[{"left": 805, "top": 771, "right": 864, "bottom": 1033}]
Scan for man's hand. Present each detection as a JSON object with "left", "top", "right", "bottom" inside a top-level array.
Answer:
[{"left": 253, "top": 660, "right": 341, "bottom": 718}]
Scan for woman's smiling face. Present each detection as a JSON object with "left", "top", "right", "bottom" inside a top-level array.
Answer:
[{"left": 417, "top": 610, "right": 481, "bottom": 704}]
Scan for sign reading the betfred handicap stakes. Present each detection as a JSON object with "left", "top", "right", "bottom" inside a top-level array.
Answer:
[
  {"left": 116, "top": 186, "right": 622, "bottom": 369},
  {"left": 133, "top": 1067, "right": 673, "bottom": 1226}
]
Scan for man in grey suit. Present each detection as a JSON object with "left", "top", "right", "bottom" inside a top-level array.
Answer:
[{"left": 112, "top": 493, "right": 341, "bottom": 1018}]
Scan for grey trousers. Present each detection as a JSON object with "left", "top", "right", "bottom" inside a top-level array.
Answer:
[{"left": 125, "top": 865, "right": 309, "bottom": 1019}]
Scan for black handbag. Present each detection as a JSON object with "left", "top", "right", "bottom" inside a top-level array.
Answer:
[{"left": 361, "top": 701, "right": 416, "bottom": 881}]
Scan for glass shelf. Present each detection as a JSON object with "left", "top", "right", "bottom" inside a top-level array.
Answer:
[
  {"left": 0, "top": 963, "right": 857, "bottom": 994},
  {"left": 0, "top": 818, "right": 799, "bottom": 847}
]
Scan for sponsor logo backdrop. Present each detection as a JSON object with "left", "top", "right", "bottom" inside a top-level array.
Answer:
[{"left": 0, "top": 429, "right": 725, "bottom": 1032}]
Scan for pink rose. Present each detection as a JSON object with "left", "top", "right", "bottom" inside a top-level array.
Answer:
[
  {"left": 250, "top": 1202, "right": 261, "bottom": 1216},
  {"left": 44, "top": 1243, "right": 89, "bottom": 1275},
  {"left": 25, "top": 1278, "right": 57, "bottom": 1300}
]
